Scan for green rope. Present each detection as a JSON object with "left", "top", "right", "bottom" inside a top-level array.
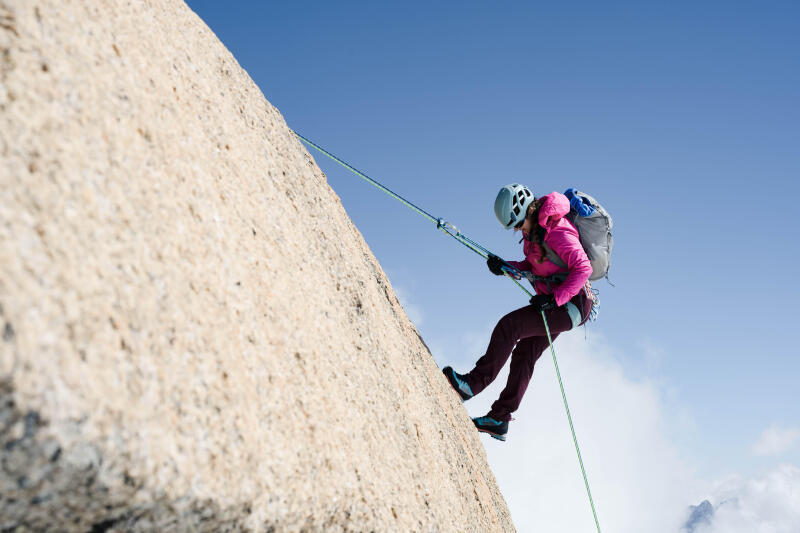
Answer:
[
  {"left": 293, "top": 131, "right": 601, "bottom": 532},
  {"left": 293, "top": 131, "right": 536, "bottom": 297},
  {"left": 293, "top": 131, "right": 439, "bottom": 224},
  {"left": 541, "top": 310, "right": 602, "bottom": 533}
]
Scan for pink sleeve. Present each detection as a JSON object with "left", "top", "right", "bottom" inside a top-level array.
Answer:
[
  {"left": 506, "top": 259, "right": 532, "bottom": 272},
  {"left": 546, "top": 228, "right": 592, "bottom": 306}
]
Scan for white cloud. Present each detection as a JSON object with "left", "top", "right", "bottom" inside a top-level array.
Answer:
[
  {"left": 393, "top": 285, "right": 424, "bottom": 326},
  {"left": 691, "top": 465, "right": 800, "bottom": 533},
  {"left": 752, "top": 426, "right": 800, "bottom": 457},
  {"left": 444, "top": 324, "right": 800, "bottom": 533},
  {"left": 465, "top": 332, "right": 700, "bottom": 533}
]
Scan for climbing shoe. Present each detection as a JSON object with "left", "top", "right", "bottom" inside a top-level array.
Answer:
[
  {"left": 442, "top": 366, "right": 473, "bottom": 402},
  {"left": 472, "top": 416, "right": 509, "bottom": 441}
]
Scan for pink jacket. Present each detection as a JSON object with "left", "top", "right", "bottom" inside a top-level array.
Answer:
[{"left": 506, "top": 192, "right": 592, "bottom": 306}]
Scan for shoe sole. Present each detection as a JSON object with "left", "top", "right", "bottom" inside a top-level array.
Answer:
[
  {"left": 445, "top": 380, "right": 467, "bottom": 402},
  {"left": 476, "top": 427, "right": 506, "bottom": 441}
]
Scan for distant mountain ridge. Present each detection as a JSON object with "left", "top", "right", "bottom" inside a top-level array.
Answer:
[{"left": 683, "top": 500, "right": 714, "bottom": 532}]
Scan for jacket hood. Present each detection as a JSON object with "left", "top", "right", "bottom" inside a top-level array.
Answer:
[{"left": 537, "top": 192, "right": 570, "bottom": 229}]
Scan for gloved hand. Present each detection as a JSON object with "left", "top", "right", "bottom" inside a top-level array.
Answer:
[
  {"left": 529, "top": 293, "right": 558, "bottom": 312},
  {"left": 487, "top": 254, "right": 505, "bottom": 276}
]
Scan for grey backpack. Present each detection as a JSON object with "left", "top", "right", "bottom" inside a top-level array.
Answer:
[{"left": 542, "top": 189, "right": 613, "bottom": 282}]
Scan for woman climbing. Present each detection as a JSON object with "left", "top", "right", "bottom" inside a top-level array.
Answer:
[{"left": 442, "top": 184, "right": 596, "bottom": 441}]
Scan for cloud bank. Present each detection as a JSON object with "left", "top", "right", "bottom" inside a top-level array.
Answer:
[
  {"left": 752, "top": 425, "right": 800, "bottom": 457},
  {"left": 449, "top": 330, "right": 800, "bottom": 532},
  {"left": 690, "top": 464, "right": 800, "bottom": 533},
  {"left": 464, "top": 332, "right": 697, "bottom": 532},
  {"left": 393, "top": 285, "right": 425, "bottom": 326}
]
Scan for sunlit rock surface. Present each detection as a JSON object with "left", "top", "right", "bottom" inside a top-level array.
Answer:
[{"left": 0, "top": 1, "right": 513, "bottom": 531}]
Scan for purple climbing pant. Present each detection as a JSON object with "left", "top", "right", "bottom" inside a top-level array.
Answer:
[{"left": 465, "top": 291, "right": 594, "bottom": 422}]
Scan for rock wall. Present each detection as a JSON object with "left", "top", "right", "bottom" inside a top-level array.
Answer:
[{"left": 0, "top": 1, "right": 514, "bottom": 531}]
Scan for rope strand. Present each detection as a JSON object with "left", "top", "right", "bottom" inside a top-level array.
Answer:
[{"left": 541, "top": 310, "right": 603, "bottom": 533}]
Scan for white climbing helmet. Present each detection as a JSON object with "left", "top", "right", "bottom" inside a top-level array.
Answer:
[{"left": 494, "top": 184, "right": 535, "bottom": 229}]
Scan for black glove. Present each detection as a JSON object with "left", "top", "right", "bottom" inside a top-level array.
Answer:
[
  {"left": 487, "top": 254, "right": 505, "bottom": 276},
  {"left": 529, "top": 293, "right": 558, "bottom": 312}
]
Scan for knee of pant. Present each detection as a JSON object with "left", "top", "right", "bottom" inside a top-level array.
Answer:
[{"left": 496, "top": 312, "right": 522, "bottom": 341}]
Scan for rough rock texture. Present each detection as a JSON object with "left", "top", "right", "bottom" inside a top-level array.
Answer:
[{"left": 0, "top": 1, "right": 514, "bottom": 531}]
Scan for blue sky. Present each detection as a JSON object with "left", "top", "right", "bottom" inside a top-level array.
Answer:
[{"left": 187, "top": 2, "right": 800, "bottom": 530}]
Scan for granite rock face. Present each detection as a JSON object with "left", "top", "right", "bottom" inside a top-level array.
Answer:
[{"left": 0, "top": 1, "right": 514, "bottom": 531}]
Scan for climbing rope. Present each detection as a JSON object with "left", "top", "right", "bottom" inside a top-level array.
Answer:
[
  {"left": 541, "top": 312, "right": 603, "bottom": 533},
  {"left": 293, "top": 131, "right": 534, "bottom": 293},
  {"left": 293, "top": 131, "right": 602, "bottom": 533}
]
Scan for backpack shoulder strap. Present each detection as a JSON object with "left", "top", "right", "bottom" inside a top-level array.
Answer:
[{"left": 541, "top": 242, "right": 567, "bottom": 269}]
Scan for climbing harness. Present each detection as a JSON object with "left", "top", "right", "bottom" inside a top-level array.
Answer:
[{"left": 293, "top": 131, "right": 602, "bottom": 533}]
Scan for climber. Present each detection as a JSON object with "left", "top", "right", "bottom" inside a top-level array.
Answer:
[{"left": 442, "top": 184, "right": 595, "bottom": 441}]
